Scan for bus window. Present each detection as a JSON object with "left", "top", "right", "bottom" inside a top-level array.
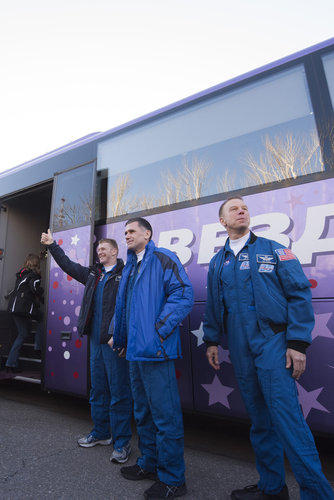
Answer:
[
  {"left": 96, "top": 65, "right": 323, "bottom": 220},
  {"left": 323, "top": 51, "right": 334, "bottom": 110},
  {"left": 52, "top": 163, "right": 95, "bottom": 231}
]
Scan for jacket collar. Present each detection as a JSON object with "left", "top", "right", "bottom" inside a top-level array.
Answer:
[
  {"left": 93, "top": 258, "right": 124, "bottom": 274},
  {"left": 249, "top": 231, "right": 257, "bottom": 244},
  {"left": 126, "top": 239, "right": 156, "bottom": 264}
]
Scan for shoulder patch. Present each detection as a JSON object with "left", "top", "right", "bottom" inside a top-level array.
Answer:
[{"left": 275, "top": 248, "right": 297, "bottom": 261}]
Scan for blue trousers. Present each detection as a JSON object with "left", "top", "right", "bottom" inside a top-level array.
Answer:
[
  {"left": 129, "top": 360, "right": 185, "bottom": 486},
  {"left": 89, "top": 339, "right": 132, "bottom": 449},
  {"left": 6, "top": 315, "right": 44, "bottom": 368},
  {"left": 6, "top": 316, "right": 30, "bottom": 367},
  {"left": 227, "top": 310, "right": 334, "bottom": 500}
]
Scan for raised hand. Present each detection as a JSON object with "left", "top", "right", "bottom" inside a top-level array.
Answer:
[{"left": 40, "top": 228, "right": 54, "bottom": 246}]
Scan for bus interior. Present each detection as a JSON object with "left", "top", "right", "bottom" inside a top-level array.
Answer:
[{"left": 0, "top": 182, "right": 53, "bottom": 382}]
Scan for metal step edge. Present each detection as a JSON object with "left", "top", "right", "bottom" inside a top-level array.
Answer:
[
  {"left": 19, "top": 357, "right": 42, "bottom": 363},
  {"left": 13, "top": 375, "right": 41, "bottom": 384}
]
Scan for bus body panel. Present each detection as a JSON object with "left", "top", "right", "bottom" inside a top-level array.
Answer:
[
  {"left": 95, "top": 177, "right": 334, "bottom": 433},
  {"left": 44, "top": 225, "right": 91, "bottom": 396}
]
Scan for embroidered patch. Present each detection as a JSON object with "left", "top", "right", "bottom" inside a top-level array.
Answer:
[
  {"left": 256, "top": 254, "right": 276, "bottom": 264},
  {"left": 275, "top": 248, "right": 297, "bottom": 261},
  {"left": 258, "top": 263, "right": 274, "bottom": 273},
  {"left": 239, "top": 253, "right": 249, "bottom": 261},
  {"left": 240, "top": 261, "right": 250, "bottom": 270},
  {"left": 224, "top": 258, "right": 231, "bottom": 266}
]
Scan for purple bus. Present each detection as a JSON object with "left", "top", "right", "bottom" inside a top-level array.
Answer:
[{"left": 1, "top": 38, "right": 334, "bottom": 435}]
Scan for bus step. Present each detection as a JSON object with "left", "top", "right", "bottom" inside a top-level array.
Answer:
[
  {"left": 19, "top": 356, "right": 41, "bottom": 363},
  {"left": 12, "top": 375, "right": 41, "bottom": 384}
]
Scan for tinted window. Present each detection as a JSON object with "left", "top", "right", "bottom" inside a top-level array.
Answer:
[
  {"left": 96, "top": 65, "right": 322, "bottom": 220},
  {"left": 52, "top": 162, "right": 95, "bottom": 231},
  {"left": 323, "top": 52, "right": 334, "bottom": 109}
]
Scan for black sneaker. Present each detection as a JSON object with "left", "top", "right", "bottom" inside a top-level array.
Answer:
[
  {"left": 144, "top": 480, "right": 187, "bottom": 499},
  {"left": 231, "top": 484, "right": 289, "bottom": 500},
  {"left": 120, "top": 464, "right": 157, "bottom": 481}
]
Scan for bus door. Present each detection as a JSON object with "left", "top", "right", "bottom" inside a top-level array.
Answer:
[
  {"left": 43, "top": 161, "right": 96, "bottom": 396},
  {"left": 0, "top": 183, "right": 52, "bottom": 378}
]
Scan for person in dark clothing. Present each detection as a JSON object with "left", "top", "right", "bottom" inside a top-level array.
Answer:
[
  {"left": 41, "top": 229, "right": 132, "bottom": 464},
  {"left": 6, "top": 253, "right": 44, "bottom": 372}
]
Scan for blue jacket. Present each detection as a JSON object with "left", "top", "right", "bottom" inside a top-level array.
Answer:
[
  {"left": 203, "top": 232, "right": 314, "bottom": 345},
  {"left": 48, "top": 242, "right": 124, "bottom": 343},
  {"left": 113, "top": 240, "right": 194, "bottom": 361}
]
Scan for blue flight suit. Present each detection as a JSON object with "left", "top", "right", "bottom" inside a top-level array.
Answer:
[
  {"left": 113, "top": 240, "right": 194, "bottom": 486},
  {"left": 89, "top": 268, "right": 132, "bottom": 447},
  {"left": 204, "top": 233, "right": 333, "bottom": 500}
]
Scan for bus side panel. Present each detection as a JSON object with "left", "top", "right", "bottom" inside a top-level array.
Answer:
[
  {"left": 44, "top": 225, "right": 90, "bottom": 396},
  {"left": 189, "top": 303, "right": 247, "bottom": 419},
  {"left": 96, "top": 177, "right": 334, "bottom": 433},
  {"left": 302, "top": 299, "right": 334, "bottom": 434}
]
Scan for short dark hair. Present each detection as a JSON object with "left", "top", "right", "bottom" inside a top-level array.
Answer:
[
  {"left": 98, "top": 238, "right": 118, "bottom": 252},
  {"left": 219, "top": 196, "right": 244, "bottom": 218},
  {"left": 125, "top": 217, "right": 153, "bottom": 240}
]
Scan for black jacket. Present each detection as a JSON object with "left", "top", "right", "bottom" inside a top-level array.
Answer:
[{"left": 48, "top": 242, "right": 124, "bottom": 343}]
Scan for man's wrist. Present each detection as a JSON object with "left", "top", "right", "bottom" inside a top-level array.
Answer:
[
  {"left": 287, "top": 340, "right": 310, "bottom": 354},
  {"left": 205, "top": 341, "right": 218, "bottom": 348}
]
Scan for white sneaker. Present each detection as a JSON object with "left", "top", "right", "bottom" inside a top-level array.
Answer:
[
  {"left": 77, "top": 433, "right": 112, "bottom": 448},
  {"left": 110, "top": 443, "right": 132, "bottom": 463}
]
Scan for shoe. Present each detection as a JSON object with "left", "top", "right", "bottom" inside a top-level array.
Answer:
[
  {"left": 231, "top": 484, "right": 289, "bottom": 500},
  {"left": 120, "top": 464, "right": 157, "bottom": 481},
  {"left": 144, "top": 480, "right": 187, "bottom": 499},
  {"left": 77, "top": 433, "right": 112, "bottom": 448},
  {"left": 110, "top": 443, "right": 132, "bottom": 464}
]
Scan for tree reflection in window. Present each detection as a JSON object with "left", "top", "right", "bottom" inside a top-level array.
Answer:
[
  {"left": 105, "top": 130, "right": 325, "bottom": 219},
  {"left": 243, "top": 131, "right": 324, "bottom": 185},
  {"left": 53, "top": 194, "right": 92, "bottom": 230}
]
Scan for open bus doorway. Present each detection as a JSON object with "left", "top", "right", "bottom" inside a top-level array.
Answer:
[{"left": 0, "top": 182, "right": 53, "bottom": 383}]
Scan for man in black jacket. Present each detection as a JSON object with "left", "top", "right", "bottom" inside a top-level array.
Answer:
[{"left": 41, "top": 229, "right": 132, "bottom": 464}]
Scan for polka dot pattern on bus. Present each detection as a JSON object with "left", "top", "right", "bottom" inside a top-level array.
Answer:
[{"left": 45, "top": 226, "right": 90, "bottom": 396}]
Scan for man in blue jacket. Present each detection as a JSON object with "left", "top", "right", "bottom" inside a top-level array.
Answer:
[
  {"left": 112, "top": 218, "right": 194, "bottom": 500},
  {"left": 203, "top": 197, "right": 333, "bottom": 500},
  {"left": 40, "top": 230, "right": 132, "bottom": 464}
]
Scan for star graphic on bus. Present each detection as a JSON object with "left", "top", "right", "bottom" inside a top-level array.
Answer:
[
  {"left": 191, "top": 322, "right": 204, "bottom": 346},
  {"left": 287, "top": 193, "right": 304, "bottom": 208},
  {"left": 312, "top": 313, "right": 334, "bottom": 340},
  {"left": 71, "top": 234, "right": 80, "bottom": 246},
  {"left": 296, "top": 382, "right": 330, "bottom": 419},
  {"left": 202, "top": 375, "right": 234, "bottom": 408},
  {"left": 218, "top": 346, "right": 231, "bottom": 364}
]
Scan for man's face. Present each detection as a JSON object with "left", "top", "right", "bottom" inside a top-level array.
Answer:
[
  {"left": 97, "top": 242, "right": 117, "bottom": 267},
  {"left": 125, "top": 222, "right": 150, "bottom": 253},
  {"left": 220, "top": 198, "right": 250, "bottom": 235}
]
